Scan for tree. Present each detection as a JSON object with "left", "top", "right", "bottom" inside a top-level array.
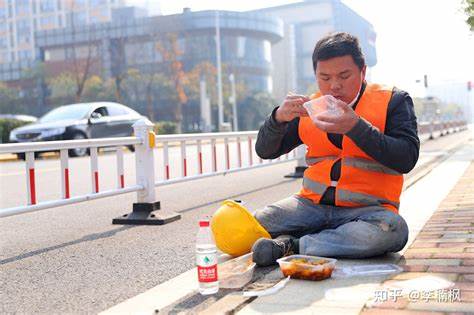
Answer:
[
  {"left": 122, "top": 68, "right": 176, "bottom": 120},
  {"left": 22, "top": 62, "right": 50, "bottom": 112},
  {"left": 48, "top": 72, "right": 77, "bottom": 105},
  {"left": 0, "top": 82, "right": 22, "bottom": 114},
  {"left": 109, "top": 38, "right": 128, "bottom": 103},
  {"left": 463, "top": 0, "right": 474, "bottom": 31},
  {"left": 155, "top": 34, "right": 188, "bottom": 133},
  {"left": 238, "top": 92, "right": 275, "bottom": 130},
  {"left": 67, "top": 3, "right": 99, "bottom": 102},
  {"left": 82, "top": 75, "right": 116, "bottom": 102}
]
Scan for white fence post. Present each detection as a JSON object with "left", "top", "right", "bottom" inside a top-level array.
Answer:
[
  {"left": 112, "top": 119, "right": 181, "bottom": 225},
  {"left": 284, "top": 144, "right": 307, "bottom": 178}
]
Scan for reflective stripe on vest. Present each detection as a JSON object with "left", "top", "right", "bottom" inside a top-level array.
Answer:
[
  {"left": 306, "top": 156, "right": 339, "bottom": 166},
  {"left": 343, "top": 157, "right": 401, "bottom": 176},
  {"left": 337, "top": 188, "right": 400, "bottom": 209},
  {"left": 303, "top": 176, "right": 400, "bottom": 209},
  {"left": 302, "top": 176, "right": 327, "bottom": 195},
  {"left": 306, "top": 156, "right": 401, "bottom": 176}
]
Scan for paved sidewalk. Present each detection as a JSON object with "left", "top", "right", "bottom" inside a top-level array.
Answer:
[
  {"left": 100, "top": 140, "right": 473, "bottom": 315},
  {"left": 361, "top": 162, "right": 474, "bottom": 315}
]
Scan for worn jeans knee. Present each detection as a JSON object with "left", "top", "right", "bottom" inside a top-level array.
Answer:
[
  {"left": 300, "top": 209, "right": 409, "bottom": 258},
  {"left": 358, "top": 210, "right": 409, "bottom": 252}
]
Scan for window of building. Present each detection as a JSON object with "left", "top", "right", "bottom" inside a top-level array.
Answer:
[
  {"left": 0, "top": 36, "right": 8, "bottom": 49},
  {"left": 40, "top": 15, "right": 56, "bottom": 28},
  {"left": 65, "top": 45, "right": 97, "bottom": 59},
  {"left": 15, "top": 0, "right": 30, "bottom": 15},
  {"left": 90, "top": 0, "right": 108, "bottom": 6},
  {"left": 45, "top": 47, "right": 65, "bottom": 61},
  {"left": 237, "top": 36, "right": 246, "bottom": 58},
  {"left": 74, "top": 0, "right": 86, "bottom": 9},
  {"left": 16, "top": 19, "right": 31, "bottom": 44},
  {"left": 0, "top": 7, "right": 7, "bottom": 19},
  {"left": 0, "top": 52, "right": 9, "bottom": 63},
  {"left": 89, "top": 11, "right": 107, "bottom": 24},
  {"left": 40, "top": 0, "right": 55, "bottom": 13},
  {"left": 125, "top": 41, "right": 161, "bottom": 65},
  {"left": 18, "top": 49, "right": 32, "bottom": 60},
  {"left": 263, "top": 40, "right": 271, "bottom": 62},
  {"left": 67, "top": 11, "right": 87, "bottom": 26},
  {"left": 0, "top": 22, "right": 7, "bottom": 33},
  {"left": 8, "top": 0, "right": 13, "bottom": 17}
]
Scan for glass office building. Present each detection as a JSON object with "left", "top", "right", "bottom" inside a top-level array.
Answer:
[
  {"left": 32, "top": 9, "right": 283, "bottom": 94},
  {"left": 254, "top": 0, "right": 377, "bottom": 102},
  {"left": 0, "top": 0, "right": 126, "bottom": 65}
]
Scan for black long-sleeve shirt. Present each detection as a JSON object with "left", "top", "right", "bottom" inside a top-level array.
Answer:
[
  {"left": 256, "top": 84, "right": 420, "bottom": 205},
  {"left": 255, "top": 83, "right": 420, "bottom": 205}
]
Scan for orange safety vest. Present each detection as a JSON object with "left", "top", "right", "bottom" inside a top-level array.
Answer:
[{"left": 297, "top": 83, "right": 403, "bottom": 213}]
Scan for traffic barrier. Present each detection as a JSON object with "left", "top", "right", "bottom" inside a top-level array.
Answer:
[
  {"left": 0, "top": 119, "right": 467, "bottom": 222},
  {"left": 0, "top": 119, "right": 300, "bottom": 224}
]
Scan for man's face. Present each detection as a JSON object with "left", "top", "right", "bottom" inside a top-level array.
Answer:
[{"left": 315, "top": 55, "right": 366, "bottom": 104}]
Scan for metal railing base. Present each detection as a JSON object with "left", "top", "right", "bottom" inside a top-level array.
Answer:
[
  {"left": 112, "top": 201, "right": 181, "bottom": 225},
  {"left": 284, "top": 166, "right": 307, "bottom": 178}
]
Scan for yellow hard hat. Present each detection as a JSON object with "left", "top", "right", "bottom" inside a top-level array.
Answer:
[{"left": 211, "top": 200, "right": 271, "bottom": 257}]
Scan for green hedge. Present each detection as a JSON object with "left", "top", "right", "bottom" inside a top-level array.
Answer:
[
  {"left": 154, "top": 121, "right": 178, "bottom": 135},
  {"left": 0, "top": 119, "right": 30, "bottom": 143}
]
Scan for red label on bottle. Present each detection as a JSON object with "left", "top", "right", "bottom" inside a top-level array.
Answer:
[{"left": 198, "top": 264, "right": 218, "bottom": 282}]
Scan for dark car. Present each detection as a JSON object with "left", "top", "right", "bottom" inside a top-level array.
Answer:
[{"left": 9, "top": 102, "right": 145, "bottom": 157}]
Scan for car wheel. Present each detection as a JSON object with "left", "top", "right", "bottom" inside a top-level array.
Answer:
[
  {"left": 127, "top": 145, "right": 135, "bottom": 152},
  {"left": 68, "top": 133, "right": 89, "bottom": 157},
  {"left": 16, "top": 152, "right": 40, "bottom": 160}
]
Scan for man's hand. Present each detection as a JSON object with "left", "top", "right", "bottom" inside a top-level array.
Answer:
[
  {"left": 313, "top": 101, "right": 360, "bottom": 134},
  {"left": 275, "top": 94, "right": 310, "bottom": 123}
]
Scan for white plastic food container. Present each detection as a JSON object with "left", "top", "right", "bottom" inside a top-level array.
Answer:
[
  {"left": 277, "top": 255, "right": 337, "bottom": 281},
  {"left": 303, "top": 95, "right": 344, "bottom": 123},
  {"left": 218, "top": 253, "right": 256, "bottom": 289}
]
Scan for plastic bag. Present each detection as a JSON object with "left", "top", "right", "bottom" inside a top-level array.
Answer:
[
  {"left": 242, "top": 276, "right": 290, "bottom": 297},
  {"left": 331, "top": 264, "right": 403, "bottom": 278},
  {"left": 303, "top": 95, "right": 344, "bottom": 123}
]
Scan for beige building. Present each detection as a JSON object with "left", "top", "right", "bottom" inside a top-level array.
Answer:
[{"left": 0, "top": 0, "right": 126, "bottom": 64}]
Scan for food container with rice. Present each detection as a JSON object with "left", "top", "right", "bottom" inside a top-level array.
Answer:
[
  {"left": 218, "top": 253, "right": 256, "bottom": 288},
  {"left": 277, "top": 255, "right": 337, "bottom": 281}
]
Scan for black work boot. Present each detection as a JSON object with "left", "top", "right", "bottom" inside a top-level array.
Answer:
[{"left": 252, "top": 235, "right": 299, "bottom": 267}]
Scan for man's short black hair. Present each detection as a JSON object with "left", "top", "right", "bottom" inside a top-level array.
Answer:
[{"left": 312, "top": 32, "right": 366, "bottom": 72}]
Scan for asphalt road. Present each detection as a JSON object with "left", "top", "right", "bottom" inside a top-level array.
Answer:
[{"left": 0, "top": 129, "right": 471, "bottom": 314}]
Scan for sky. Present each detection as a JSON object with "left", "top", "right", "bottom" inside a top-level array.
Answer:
[{"left": 126, "top": 0, "right": 474, "bottom": 97}]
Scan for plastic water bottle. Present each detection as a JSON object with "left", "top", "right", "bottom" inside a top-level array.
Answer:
[{"left": 196, "top": 219, "right": 219, "bottom": 295}]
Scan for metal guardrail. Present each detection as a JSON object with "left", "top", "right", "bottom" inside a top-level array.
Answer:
[
  {"left": 417, "top": 120, "right": 468, "bottom": 139},
  {"left": 0, "top": 120, "right": 298, "bottom": 222},
  {"left": 0, "top": 118, "right": 468, "bottom": 222}
]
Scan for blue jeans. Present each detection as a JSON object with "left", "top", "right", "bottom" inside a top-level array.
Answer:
[{"left": 254, "top": 195, "right": 409, "bottom": 258}]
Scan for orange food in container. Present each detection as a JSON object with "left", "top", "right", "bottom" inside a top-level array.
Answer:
[{"left": 277, "top": 255, "right": 337, "bottom": 281}]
